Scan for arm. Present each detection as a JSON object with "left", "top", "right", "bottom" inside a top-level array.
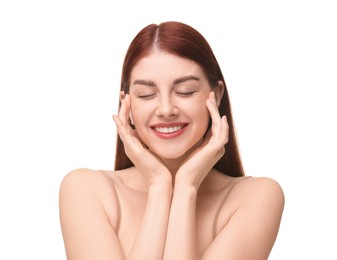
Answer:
[
  {"left": 163, "top": 92, "right": 284, "bottom": 259},
  {"left": 59, "top": 170, "right": 172, "bottom": 260},
  {"left": 113, "top": 94, "right": 173, "bottom": 260},
  {"left": 163, "top": 183, "right": 199, "bottom": 260},
  {"left": 126, "top": 182, "right": 172, "bottom": 260},
  {"left": 163, "top": 177, "right": 284, "bottom": 260},
  {"left": 60, "top": 93, "right": 173, "bottom": 260},
  {"left": 164, "top": 92, "right": 228, "bottom": 260}
]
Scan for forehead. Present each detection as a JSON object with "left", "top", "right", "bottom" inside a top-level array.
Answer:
[{"left": 130, "top": 51, "right": 207, "bottom": 83}]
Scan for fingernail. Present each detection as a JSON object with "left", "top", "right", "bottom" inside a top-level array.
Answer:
[
  {"left": 125, "top": 94, "right": 130, "bottom": 102},
  {"left": 212, "top": 92, "right": 216, "bottom": 102}
]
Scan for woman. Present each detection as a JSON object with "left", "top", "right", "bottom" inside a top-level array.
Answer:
[{"left": 59, "top": 21, "right": 284, "bottom": 260}]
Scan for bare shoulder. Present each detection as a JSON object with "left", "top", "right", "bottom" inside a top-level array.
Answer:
[
  {"left": 60, "top": 168, "right": 115, "bottom": 195},
  {"left": 233, "top": 176, "right": 285, "bottom": 206},
  {"left": 59, "top": 168, "right": 120, "bottom": 228},
  {"left": 229, "top": 176, "right": 285, "bottom": 234},
  {"left": 59, "top": 168, "right": 122, "bottom": 205},
  {"left": 202, "top": 176, "right": 285, "bottom": 259},
  {"left": 59, "top": 169, "right": 126, "bottom": 258}
]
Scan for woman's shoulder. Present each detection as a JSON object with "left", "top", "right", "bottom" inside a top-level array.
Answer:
[
  {"left": 214, "top": 175, "right": 285, "bottom": 237},
  {"left": 235, "top": 176, "right": 284, "bottom": 194},
  {"left": 60, "top": 168, "right": 113, "bottom": 190},
  {"left": 60, "top": 167, "right": 130, "bottom": 184},
  {"left": 59, "top": 168, "right": 124, "bottom": 229},
  {"left": 60, "top": 168, "right": 132, "bottom": 208},
  {"left": 230, "top": 176, "right": 285, "bottom": 208},
  {"left": 210, "top": 174, "right": 285, "bottom": 211},
  {"left": 59, "top": 167, "right": 145, "bottom": 195},
  {"left": 207, "top": 170, "right": 283, "bottom": 193}
]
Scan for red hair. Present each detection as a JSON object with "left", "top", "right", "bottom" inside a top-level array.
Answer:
[{"left": 114, "top": 21, "right": 244, "bottom": 177}]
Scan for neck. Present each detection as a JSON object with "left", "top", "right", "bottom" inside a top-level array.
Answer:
[
  {"left": 159, "top": 138, "right": 204, "bottom": 177},
  {"left": 161, "top": 157, "right": 185, "bottom": 177}
]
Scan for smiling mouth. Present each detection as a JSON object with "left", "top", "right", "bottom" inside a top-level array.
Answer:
[{"left": 154, "top": 125, "right": 183, "bottom": 134}]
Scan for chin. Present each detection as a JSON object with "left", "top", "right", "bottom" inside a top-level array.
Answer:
[
  {"left": 151, "top": 144, "right": 197, "bottom": 162},
  {"left": 155, "top": 150, "right": 186, "bottom": 160},
  {"left": 147, "top": 137, "right": 205, "bottom": 162},
  {"left": 146, "top": 144, "right": 184, "bottom": 158}
]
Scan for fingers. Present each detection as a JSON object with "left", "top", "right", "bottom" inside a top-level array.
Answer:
[
  {"left": 113, "top": 94, "right": 134, "bottom": 142},
  {"left": 118, "top": 94, "right": 130, "bottom": 126},
  {"left": 119, "top": 91, "right": 125, "bottom": 100},
  {"left": 206, "top": 92, "right": 229, "bottom": 144},
  {"left": 206, "top": 92, "right": 221, "bottom": 136},
  {"left": 221, "top": 115, "right": 229, "bottom": 144},
  {"left": 112, "top": 115, "right": 130, "bottom": 144}
]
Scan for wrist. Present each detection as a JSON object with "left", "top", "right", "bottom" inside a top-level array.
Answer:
[
  {"left": 148, "top": 178, "right": 173, "bottom": 196},
  {"left": 173, "top": 178, "right": 199, "bottom": 194},
  {"left": 174, "top": 173, "right": 202, "bottom": 191}
]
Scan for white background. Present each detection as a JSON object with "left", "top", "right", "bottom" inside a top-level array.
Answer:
[{"left": 1, "top": 0, "right": 336, "bottom": 259}]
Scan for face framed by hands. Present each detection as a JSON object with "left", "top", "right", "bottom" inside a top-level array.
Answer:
[{"left": 127, "top": 51, "right": 224, "bottom": 163}]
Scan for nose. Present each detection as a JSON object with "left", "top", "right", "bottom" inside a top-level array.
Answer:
[{"left": 155, "top": 95, "right": 179, "bottom": 118}]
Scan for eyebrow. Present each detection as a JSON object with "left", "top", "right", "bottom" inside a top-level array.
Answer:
[
  {"left": 173, "top": 75, "right": 200, "bottom": 85},
  {"left": 132, "top": 75, "right": 200, "bottom": 87},
  {"left": 132, "top": 79, "right": 156, "bottom": 87}
]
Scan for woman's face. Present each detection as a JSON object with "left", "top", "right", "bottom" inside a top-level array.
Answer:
[{"left": 129, "top": 51, "right": 213, "bottom": 161}]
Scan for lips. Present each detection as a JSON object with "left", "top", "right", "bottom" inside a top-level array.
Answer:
[
  {"left": 154, "top": 125, "right": 183, "bottom": 133},
  {"left": 150, "top": 123, "right": 189, "bottom": 139}
]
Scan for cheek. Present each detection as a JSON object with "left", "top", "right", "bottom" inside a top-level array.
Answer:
[
  {"left": 129, "top": 102, "right": 154, "bottom": 140},
  {"left": 130, "top": 100, "right": 146, "bottom": 122},
  {"left": 187, "top": 98, "right": 209, "bottom": 117},
  {"left": 199, "top": 110, "right": 211, "bottom": 130},
  {"left": 187, "top": 101, "right": 210, "bottom": 131}
]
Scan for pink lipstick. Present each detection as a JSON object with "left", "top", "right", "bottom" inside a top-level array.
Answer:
[{"left": 151, "top": 122, "right": 189, "bottom": 139}]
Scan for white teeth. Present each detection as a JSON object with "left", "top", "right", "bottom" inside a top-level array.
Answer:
[{"left": 155, "top": 125, "right": 182, "bottom": 133}]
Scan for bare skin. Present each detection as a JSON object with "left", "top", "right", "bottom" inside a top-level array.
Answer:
[
  {"left": 59, "top": 52, "right": 284, "bottom": 260},
  {"left": 60, "top": 167, "right": 284, "bottom": 260}
]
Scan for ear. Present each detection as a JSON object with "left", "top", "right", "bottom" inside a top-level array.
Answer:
[{"left": 214, "top": 81, "right": 224, "bottom": 107}]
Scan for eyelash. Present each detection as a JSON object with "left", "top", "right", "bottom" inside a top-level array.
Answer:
[
  {"left": 176, "top": 91, "right": 196, "bottom": 96},
  {"left": 138, "top": 93, "right": 156, "bottom": 99},
  {"left": 137, "top": 91, "right": 196, "bottom": 99}
]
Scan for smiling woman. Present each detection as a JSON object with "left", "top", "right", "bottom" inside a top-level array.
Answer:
[
  {"left": 59, "top": 21, "right": 285, "bottom": 260},
  {"left": 128, "top": 53, "right": 213, "bottom": 161}
]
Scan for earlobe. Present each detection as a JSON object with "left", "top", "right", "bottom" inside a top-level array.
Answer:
[{"left": 214, "top": 81, "right": 225, "bottom": 107}]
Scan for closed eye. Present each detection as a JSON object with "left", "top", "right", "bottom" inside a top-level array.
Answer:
[
  {"left": 176, "top": 91, "right": 196, "bottom": 96},
  {"left": 138, "top": 93, "right": 156, "bottom": 99}
]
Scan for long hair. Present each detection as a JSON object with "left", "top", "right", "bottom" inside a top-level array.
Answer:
[{"left": 114, "top": 21, "right": 244, "bottom": 177}]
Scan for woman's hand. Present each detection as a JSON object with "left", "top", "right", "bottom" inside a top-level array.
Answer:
[
  {"left": 113, "top": 93, "right": 172, "bottom": 186},
  {"left": 175, "top": 91, "right": 229, "bottom": 189}
]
